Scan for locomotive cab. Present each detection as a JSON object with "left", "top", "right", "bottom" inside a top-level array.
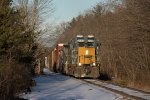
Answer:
[{"left": 74, "top": 35, "right": 100, "bottom": 78}]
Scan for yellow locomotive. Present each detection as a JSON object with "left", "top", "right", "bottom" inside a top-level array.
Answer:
[{"left": 52, "top": 35, "right": 101, "bottom": 78}]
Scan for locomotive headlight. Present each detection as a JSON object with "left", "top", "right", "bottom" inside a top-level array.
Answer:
[
  {"left": 78, "top": 63, "right": 81, "bottom": 66},
  {"left": 85, "top": 50, "right": 88, "bottom": 55},
  {"left": 93, "top": 63, "right": 96, "bottom": 66}
]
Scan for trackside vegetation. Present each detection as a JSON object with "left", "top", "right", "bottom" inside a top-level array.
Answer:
[
  {"left": 0, "top": 0, "right": 53, "bottom": 99},
  {"left": 56, "top": 0, "right": 150, "bottom": 91}
]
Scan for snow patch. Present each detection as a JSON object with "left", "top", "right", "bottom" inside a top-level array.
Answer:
[{"left": 21, "top": 73, "right": 125, "bottom": 100}]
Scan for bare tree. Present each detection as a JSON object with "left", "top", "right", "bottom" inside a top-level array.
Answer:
[
  {"left": 14, "top": 0, "right": 54, "bottom": 31},
  {"left": 56, "top": 0, "right": 150, "bottom": 91},
  {"left": 0, "top": 0, "right": 54, "bottom": 99}
]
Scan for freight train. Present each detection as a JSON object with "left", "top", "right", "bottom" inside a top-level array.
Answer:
[{"left": 51, "top": 35, "right": 101, "bottom": 78}]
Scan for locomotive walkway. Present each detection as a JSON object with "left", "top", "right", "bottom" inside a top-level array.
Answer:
[{"left": 20, "top": 72, "right": 132, "bottom": 100}]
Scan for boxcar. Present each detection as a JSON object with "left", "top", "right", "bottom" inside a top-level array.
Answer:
[{"left": 51, "top": 43, "right": 64, "bottom": 73}]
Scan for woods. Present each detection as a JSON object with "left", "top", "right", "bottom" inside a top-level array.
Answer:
[
  {"left": 0, "top": 0, "right": 53, "bottom": 99},
  {"left": 57, "top": 0, "right": 150, "bottom": 91},
  {"left": 0, "top": 0, "right": 150, "bottom": 99}
]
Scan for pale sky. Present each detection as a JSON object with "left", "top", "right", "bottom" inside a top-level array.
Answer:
[{"left": 48, "top": 0, "right": 105, "bottom": 23}]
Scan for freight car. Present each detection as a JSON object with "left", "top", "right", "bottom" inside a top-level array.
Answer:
[
  {"left": 52, "top": 35, "right": 101, "bottom": 78},
  {"left": 51, "top": 43, "right": 64, "bottom": 73}
]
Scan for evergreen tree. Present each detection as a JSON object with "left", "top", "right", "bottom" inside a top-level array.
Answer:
[{"left": 0, "top": 0, "right": 38, "bottom": 99}]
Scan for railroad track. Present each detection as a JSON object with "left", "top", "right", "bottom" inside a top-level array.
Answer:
[{"left": 81, "top": 79, "right": 150, "bottom": 100}]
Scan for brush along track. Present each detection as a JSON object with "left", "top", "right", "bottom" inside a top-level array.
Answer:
[{"left": 81, "top": 79, "right": 150, "bottom": 100}]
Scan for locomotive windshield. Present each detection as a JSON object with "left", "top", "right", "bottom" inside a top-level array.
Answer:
[
  {"left": 77, "top": 37, "right": 84, "bottom": 42},
  {"left": 77, "top": 36, "right": 85, "bottom": 47},
  {"left": 87, "top": 37, "right": 95, "bottom": 47},
  {"left": 87, "top": 42, "right": 94, "bottom": 47},
  {"left": 76, "top": 35, "right": 95, "bottom": 47},
  {"left": 78, "top": 42, "right": 85, "bottom": 47}
]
